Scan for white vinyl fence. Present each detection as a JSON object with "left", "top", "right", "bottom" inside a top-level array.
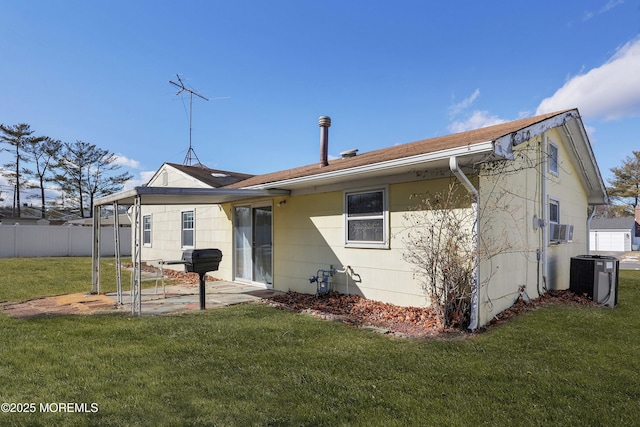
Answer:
[{"left": 0, "top": 225, "right": 131, "bottom": 258}]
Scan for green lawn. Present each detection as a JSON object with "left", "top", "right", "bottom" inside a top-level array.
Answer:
[
  {"left": 0, "top": 257, "right": 127, "bottom": 302},
  {"left": 0, "top": 258, "right": 639, "bottom": 426}
]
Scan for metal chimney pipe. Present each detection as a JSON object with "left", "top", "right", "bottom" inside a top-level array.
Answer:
[{"left": 318, "top": 116, "right": 331, "bottom": 167}]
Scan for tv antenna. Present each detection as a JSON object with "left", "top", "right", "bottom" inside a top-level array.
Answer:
[{"left": 169, "top": 74, "right": 209, "bottom": 166}]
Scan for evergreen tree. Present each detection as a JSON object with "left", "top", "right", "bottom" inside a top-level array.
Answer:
[
  {"left": 85, "top": 149, "right": 132, "bottom": 217},
  {"left": 0, "top": 123, "right": 42, "bottom": 217},
  {"left": 23, "top": 137, "right": 62, "bottom": 218},
  {"left": 55, "top": 141, "right": 132, "bottom": 217},
  {"left": 608, "top": 151, "right": 640, "bottom": 216}
]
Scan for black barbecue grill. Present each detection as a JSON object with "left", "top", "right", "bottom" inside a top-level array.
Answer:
[{"left": 173, "top": 249, "right": 223, "bottom": 310}]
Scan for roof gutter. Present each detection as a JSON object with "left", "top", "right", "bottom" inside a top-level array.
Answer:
[{"left": 449, "top": 156, "right": 479, "bottom": 331}]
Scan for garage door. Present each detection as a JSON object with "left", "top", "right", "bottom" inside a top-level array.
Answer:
[{"left": 590, "top": 231, "right": 626, "bottom": 251}]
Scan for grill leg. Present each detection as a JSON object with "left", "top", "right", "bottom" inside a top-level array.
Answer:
[{"left": 199, "top": 273, "right": 206, "bottom": 310}]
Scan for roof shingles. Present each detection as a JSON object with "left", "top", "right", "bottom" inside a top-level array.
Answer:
[{"left": 225, "top": 110, "right": 573, "bottom": 189}]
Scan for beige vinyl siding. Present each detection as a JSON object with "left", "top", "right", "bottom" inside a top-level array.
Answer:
[
  {"left": 476, "top": 127, "right": 590, "bottom": 326},
  {"left": 271, "top": 177, "right": 461, "bottom": 307}
]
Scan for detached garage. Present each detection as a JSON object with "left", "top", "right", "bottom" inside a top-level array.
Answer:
[{"left": 590, "top": 218, "right": 636, "bottom": 252}]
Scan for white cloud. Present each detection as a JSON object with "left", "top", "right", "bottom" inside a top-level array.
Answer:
[
  {"left": 449, "top": 89, "right": 481, "bottom": 117},
  {"left": 583, "top": 0, "right": 623, "bottom": 21},
  {"left": 114, "top": 154, "right": 141, "bottom": 169},
  {"left": 447, "top": 88, "right": 506, "bottom": 132},
  {"left": 600, "top": 0, "right": 624, "bottom": 13},
  {"left": 448, "top": 110, "right": 507, "bottom": 133},
  {"left": 123, "top": 170, "right": 155, "bottom": 190},
  {"left": 536, "top": 36, "right": 640, "bottom": 120}
]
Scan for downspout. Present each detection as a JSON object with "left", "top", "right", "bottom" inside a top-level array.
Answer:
[
  {"left": 587, "top": 206, "right": 596, "bottom": 255},
  {"left": 540, "top": 133, "right": 549, "bottom": 292},
  {"left": 449, "top": 156, "right": 479, "bottom": 330}
]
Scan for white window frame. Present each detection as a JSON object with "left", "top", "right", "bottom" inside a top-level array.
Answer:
[
  {"left": 549, "top": 198, "right": 560, "bottom": 225},
  {"left": 549, "top": 198, "right": 560, "bottom": 244},
  {"left": 181, "top": 210, "right": 195, "bottom": 249},
  {"left": 548, "top": 141, "right": 559, "bottom": 175},
  {"left": 142, "top": 214, "right": 152, "bottom": 247},
  {"left": 344, "top": 186, "right": 389, "bottom": 249}
]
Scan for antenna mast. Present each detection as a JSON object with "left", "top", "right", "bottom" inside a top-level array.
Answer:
[{"left": 169, "top": 74, "right": 209, "bottom": 166}]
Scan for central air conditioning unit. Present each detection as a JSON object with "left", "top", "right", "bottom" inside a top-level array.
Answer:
[
  {"left": 550, "top": 223, "right": 574, "bottom": 243},
  {"left": 569, "top": 255, "right": 619, "bottom": 307}
]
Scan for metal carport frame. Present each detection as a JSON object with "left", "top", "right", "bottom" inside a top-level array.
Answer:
[{"left": 91, "top": 186, "right": 290, "bottom": 315}]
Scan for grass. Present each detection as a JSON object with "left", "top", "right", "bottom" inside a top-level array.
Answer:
[
  {"left": 0, "top": 257, "right": 129, "bottom": 302},
  {"left": 0, "top": 258, "right": 639, "bottom": 426}
]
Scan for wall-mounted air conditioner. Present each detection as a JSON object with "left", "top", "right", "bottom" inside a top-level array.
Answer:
[{"left": 550, "top": 223, "right": 574, "bottom": 243}]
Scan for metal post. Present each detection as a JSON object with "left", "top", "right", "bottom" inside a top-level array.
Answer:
[
  {"left": 113, "top": 202, "right": 123, "bottom": 305},
  {"left": 131, "top": 195, "right": 142, "bottom": 316},
  {"left": 91, "top": 205, "right": 101, "bottom": 294},
  {"left": 199, "top": 274, "right": 206, "bottom": 310}
]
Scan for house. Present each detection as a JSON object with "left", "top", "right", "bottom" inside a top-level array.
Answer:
[
  {"left": 590, "top": 208, "right": 640, "bottom": 252},
  {"left": 93, "top": 108, "right": 608, "bottom": 328}
]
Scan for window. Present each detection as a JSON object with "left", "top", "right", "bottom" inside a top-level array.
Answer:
[
  {"left": 548, "top": 142, "right": 559, "bottom": 175},
  {"left": 549, "top": 199, "right": 560, "bottom": 225},
  {"left": 344, "top": 188, "right": 388, "bottom": 248},
  {"left": 549, "top": 200, "right": 560, "bottom": 224},
  {"left": 549, "top": 199, "right": 562, "bottom": 243},
  {"left": 142, "top": 215, "right": 152, "bottom": 246},
  {"left": 181, "top": 211, "right": 194, "bottom": 248}
]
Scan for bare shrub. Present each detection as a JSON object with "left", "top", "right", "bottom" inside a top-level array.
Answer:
[{"left": 403, "top": 182, "right": 475, "bottom": 328}]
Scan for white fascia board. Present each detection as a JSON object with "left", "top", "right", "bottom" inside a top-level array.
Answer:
[
  {"left": 145, "top": 163, "right": 168, "bottom": 187},
  {"left": 243, "top": 141, "right": 496, "bottom": 190},
  {"left": 95, "top": 188, "right": 141, "bottom": 206},
  {"left": 95, "top": 187, "right": 290, "bottom": 206},
  {"left": 567, "top": 117, "right": 609, "bottom": 205}
]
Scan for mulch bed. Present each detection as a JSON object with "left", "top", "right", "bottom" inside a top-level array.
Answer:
[
  {"left": 128, "top": 262, "right": 218, "bottom": 285},
  {"left": 264, "top": 289, "right": 597, "bottom": 339}
]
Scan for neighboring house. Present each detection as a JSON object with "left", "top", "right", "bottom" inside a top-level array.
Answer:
[
  {"left": 590, "top": 210, "right": 640, "bottom": 252},
  {"left": 94, "top": 108, "right": 608, "bottom": 328}
]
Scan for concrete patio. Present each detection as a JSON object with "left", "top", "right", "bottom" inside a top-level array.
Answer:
[
  {"left": 1, "top": 281, "right": 281, "bottom": 318},
  {"left": 107, "top": 281, "right": 282, "bottom": 315}
]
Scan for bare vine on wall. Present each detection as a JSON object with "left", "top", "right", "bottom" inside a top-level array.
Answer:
[{"left": 403, "top": 141, "right": 558, "bottom": 327}]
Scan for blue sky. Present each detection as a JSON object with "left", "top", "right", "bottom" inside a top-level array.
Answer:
[{"left": 1, "top": 0, "right": 639, "bottom": 203}]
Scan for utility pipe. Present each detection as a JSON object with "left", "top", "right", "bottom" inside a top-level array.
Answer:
[
  {"left": 587, "top": 206, "right": 596, "bottom": 255},
  {"left": 449, "top": 156, "right": 479, "bottom": 330},
  {"left": 540, "top": 133, "right": 549, "bottom": 292}
]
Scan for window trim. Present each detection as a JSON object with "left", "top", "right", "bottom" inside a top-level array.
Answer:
[
  {"left": 548, "top": 141, "right": 559, "bottom": 176},
  {"left": 549, "top": 198, "right": 560, "bottom": 225},
  {"left": 142, "top": 214, "right": 152, "bottom": 247},
  {"left": 549, "top": 198, "right": 560, "bottom": 244},
  {"left": 343, "top": 186, "right": 389, "bottom": 249},
  {"left": 181, "top": 210, "right": 195, "bottom": 249}
]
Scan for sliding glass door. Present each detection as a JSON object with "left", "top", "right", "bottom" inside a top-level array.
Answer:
[{"left": 233, "top": 204, "right": 272, "bottom": 287}]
